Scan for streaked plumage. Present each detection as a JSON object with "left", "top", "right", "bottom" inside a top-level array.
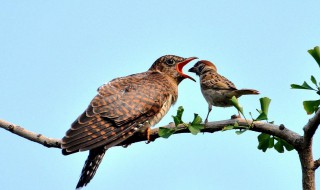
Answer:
[
  {"left": 189, "top": 60, "right": 259, "bottom": 123},
  {"left": 62, "top": 55, "right": 197, "bottom": 189}
]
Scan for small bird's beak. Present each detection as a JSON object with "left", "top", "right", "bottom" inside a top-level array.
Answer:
[
  {"left": 176, "top": 57, "right": 198, "bottom": 82},
  {"left": 188, "top": 66, "right": 197, "bottom": 73}
]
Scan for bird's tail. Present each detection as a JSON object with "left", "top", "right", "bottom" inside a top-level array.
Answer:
[
  {"left": 76, "top": 147, "right": 107, "bottom": 189},
  {"left": 235, "top": 89, "right": 260, "bottom": 96}
]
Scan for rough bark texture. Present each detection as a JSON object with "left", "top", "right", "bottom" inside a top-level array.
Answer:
[
  {"left": 1, "top": 111, "right": 319, "bottom": 190},
  {"left": 0, "top": 118, "right": 302, "bottom": 149},
  {"left": 298, "top": 144, "right": 315, "bottom": 190}
]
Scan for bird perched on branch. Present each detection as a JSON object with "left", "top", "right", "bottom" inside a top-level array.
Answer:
[
  {"left": 188, "top": 60, "right": 259, "bottom": 123},
  {"left": 61, "top": 55, "right": 197, "bottom": 189}
]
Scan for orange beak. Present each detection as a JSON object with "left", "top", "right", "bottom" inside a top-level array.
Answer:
[{"left": 176, "top": 57, "right": 198, "bottom": 82}]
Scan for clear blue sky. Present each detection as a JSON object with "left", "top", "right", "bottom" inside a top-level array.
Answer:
[{"left": 1, "top": 1, "right": 320, "bottom": 190}]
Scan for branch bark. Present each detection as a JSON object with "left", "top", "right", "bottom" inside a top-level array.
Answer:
[
  {"left": 0, "top": 116, "right": 318, "bottom": 190},
  {"left": 122, "top": 119, "right": 303, "bottom": 148},
  {"left": 303, "top": 109, "right": 320, "bottom": 148},
  {"left": 298, "top": 146, "right": 316, "bottom": 190},
  {"left": 0, "top": 119, "right": 61, "bottom": 148},
  {"left": 0, "top": 118, "right": 303, "bottom": 149},
  {"left": 296, "top": 109, "right": 320, "bottom": 190}
]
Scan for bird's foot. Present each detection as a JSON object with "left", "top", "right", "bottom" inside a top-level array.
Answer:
[
  {"left": 145, "top": 127, "right": 151, "bottom": 144},
  {"left": 204, "top": 119, "right": 209, "bottom": 128}
]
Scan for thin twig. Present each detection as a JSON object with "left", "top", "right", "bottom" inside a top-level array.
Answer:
[{"left": 0, "top": 119, "right": 61, "bottom": 148}]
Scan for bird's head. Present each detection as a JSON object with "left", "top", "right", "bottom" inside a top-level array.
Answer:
[
  {"left": 149, "top": 55, "right": 198, "bottom": 83},
  {"left": 188, "top": 60, "right": 217, "bottom": 76}
]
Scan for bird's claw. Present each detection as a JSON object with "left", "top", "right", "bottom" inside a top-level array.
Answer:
[
  {"left": 204, "top": 119, "right": 209, "bottom": 128},
  {"left": 145, "top": 127, "right": 151, "bottom": 144}
]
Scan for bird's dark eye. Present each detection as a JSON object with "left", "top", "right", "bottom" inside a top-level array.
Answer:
[
  {"left": 198, "top": 65, "right": 205, "bottom": 72},
  {"left": 165, "top": 59, "right": 175, "bottom": 66}
]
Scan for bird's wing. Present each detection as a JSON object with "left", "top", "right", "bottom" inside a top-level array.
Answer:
[
  {"left": 201, "top": 72, "right": 237, "bottom": 90},
  {"left": 62, "top": 71, "right": 174, "bottom": 153}
]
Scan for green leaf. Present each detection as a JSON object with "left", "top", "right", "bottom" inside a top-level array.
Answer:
[
  {"left": 291, "top": 82, "right": 315, "bottom": 90},
  {"left": 311, "top": 75, "right": 318, "bottom": 87},
  {"left": 303, "top": 100, "right": 320, "bottom": 114},
  {"left": 158, "top": 127, "right": 175, "bottom": 138},
  {"left": 235, "top": 129, "right": 247, "bottom": 135},
  {"left": 172, "top": 106, "right": 185, "bottom": 126},
  {"left": 274, "top": 141, "right": 284, "bottom": 153},
  {"left": 176, "top": 106, "right": 184, "bottom": 121},
  {"left": 172, "top": 116, "right": 182, "bottom": 126},
  {"left": 255, "top": 97, "right": 271, "bottom": 121},
  {"left": 188, "top": 125, "right": 201, "bottom": 135},
  {"left": 194, "top": 124, "right": 204, "bottom": 130},
  {"left": 257, "top": 133, "right": 271, "bottom": 152},
  {"left": 260, "top": 97, "right": 271, "bottom": 115},
  {"left": 308, "top": 46, "right": 320, "bottom": 68},
  {"left": 268, "top": 137, "right": 274, "bottom": 148},
  {"left": 302, "top": 81, "right": 315, "bottom": 90},
  {"left": 230, "top": 96, "right": 244, "bottom": 115},
  {"left": 234, "top": 121, "right": 239, "bottom": 127},
  {"left": 255, "top": 112, "right": 268, "bottom": 121},
  {"left": 258, "top": 138, "right": 270, "bottom": 152},
  {"left": 222, "top": 125, "right": 234, "bottom": 131},
  {"left": 281, "top": 139, "right": 294, "bottom": 151},
  {"left": 291, "top": 84, "right": 306, "bottom": 89},
  {"left": 258, "top": 133, "right": 270, "bottom": 142},
  {"left": 191, "top": 113, "right": 202, "bottom": 125}
]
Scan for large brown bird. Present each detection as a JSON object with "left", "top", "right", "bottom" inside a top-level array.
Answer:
[
  {"left": 188, "top": 60, "right": 259, "bottom": 123},
  {"left": 62, "top": 55, "right": 197, "bottom": 189}
]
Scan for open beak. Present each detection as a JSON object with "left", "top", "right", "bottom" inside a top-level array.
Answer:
[{"left": 176, "top": 57, "right": 198, "bottom": 82}]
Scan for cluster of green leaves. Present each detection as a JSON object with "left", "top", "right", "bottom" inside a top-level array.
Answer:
[
  {"left": 158, "top": 106, "right": 204, "bottom": 138},
  {"left": 291, "top": 46, "right": 320, "bottom": 114},
  {"left": 257, "top": 133, "right": 294, "bottom": 153},
  {"left": 224, "top": 96, "right": 271, "bottom": 134},
  {"left": 158, "top": 96, "right": 294, "bottom": 154},
  {"left": 230, "top": 96, "right": 294, "bottom": 153}
]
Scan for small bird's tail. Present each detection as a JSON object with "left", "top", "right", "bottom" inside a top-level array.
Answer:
[
  {"left": 235, "top": 89, "right": 260, "bottom": 96},
  {"left": 76, "top": 147, "right": 107, "bottom": 189}
]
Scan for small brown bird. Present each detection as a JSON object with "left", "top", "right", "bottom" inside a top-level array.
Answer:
[
  {"left": 62, "top": 55, "right": 197, "bottom": 189},
  {"left": 188, "top": 60, "right": 259, "bottom": 123}
]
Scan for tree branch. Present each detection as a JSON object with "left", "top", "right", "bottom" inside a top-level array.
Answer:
[
  {"left": 0, "top": 118, "right": 303, "bottom": 150},
  {"left": 0, "top": 118, "right": 313, "bottom": 189},
  {"left": 0, "top": 119, "right": 61, "bottom": 148},
  {"left": 303, "top": 109, "right": 320, "bottom": 147},
  {"left": 122, "top": 118, "right": 303, "bottom": 148}
]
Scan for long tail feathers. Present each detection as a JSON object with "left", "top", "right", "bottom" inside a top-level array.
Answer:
[
  {"left": 76, "top": 147, "right": 108, "bottom": 189},
  {"left": 236, "top": 89, "right": 260, "bottom": 96}
]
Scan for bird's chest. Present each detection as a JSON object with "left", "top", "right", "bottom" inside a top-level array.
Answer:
[
  {"left": 201, "top": 88, "right": 233, "bottom": 107},
  {"left": 137, "top": 94, "right": 174, "bottom": 133},
  {"left": 150, "top": 95, "right": 173, "bottom": 126}
]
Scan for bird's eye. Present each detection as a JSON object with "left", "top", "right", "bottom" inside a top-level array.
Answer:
[
  {"left": 165, "top": 59, "right": 175, "bottom": 66},
  {"left": 198, "top": 65, "right": 205, "bottom": 72}
]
